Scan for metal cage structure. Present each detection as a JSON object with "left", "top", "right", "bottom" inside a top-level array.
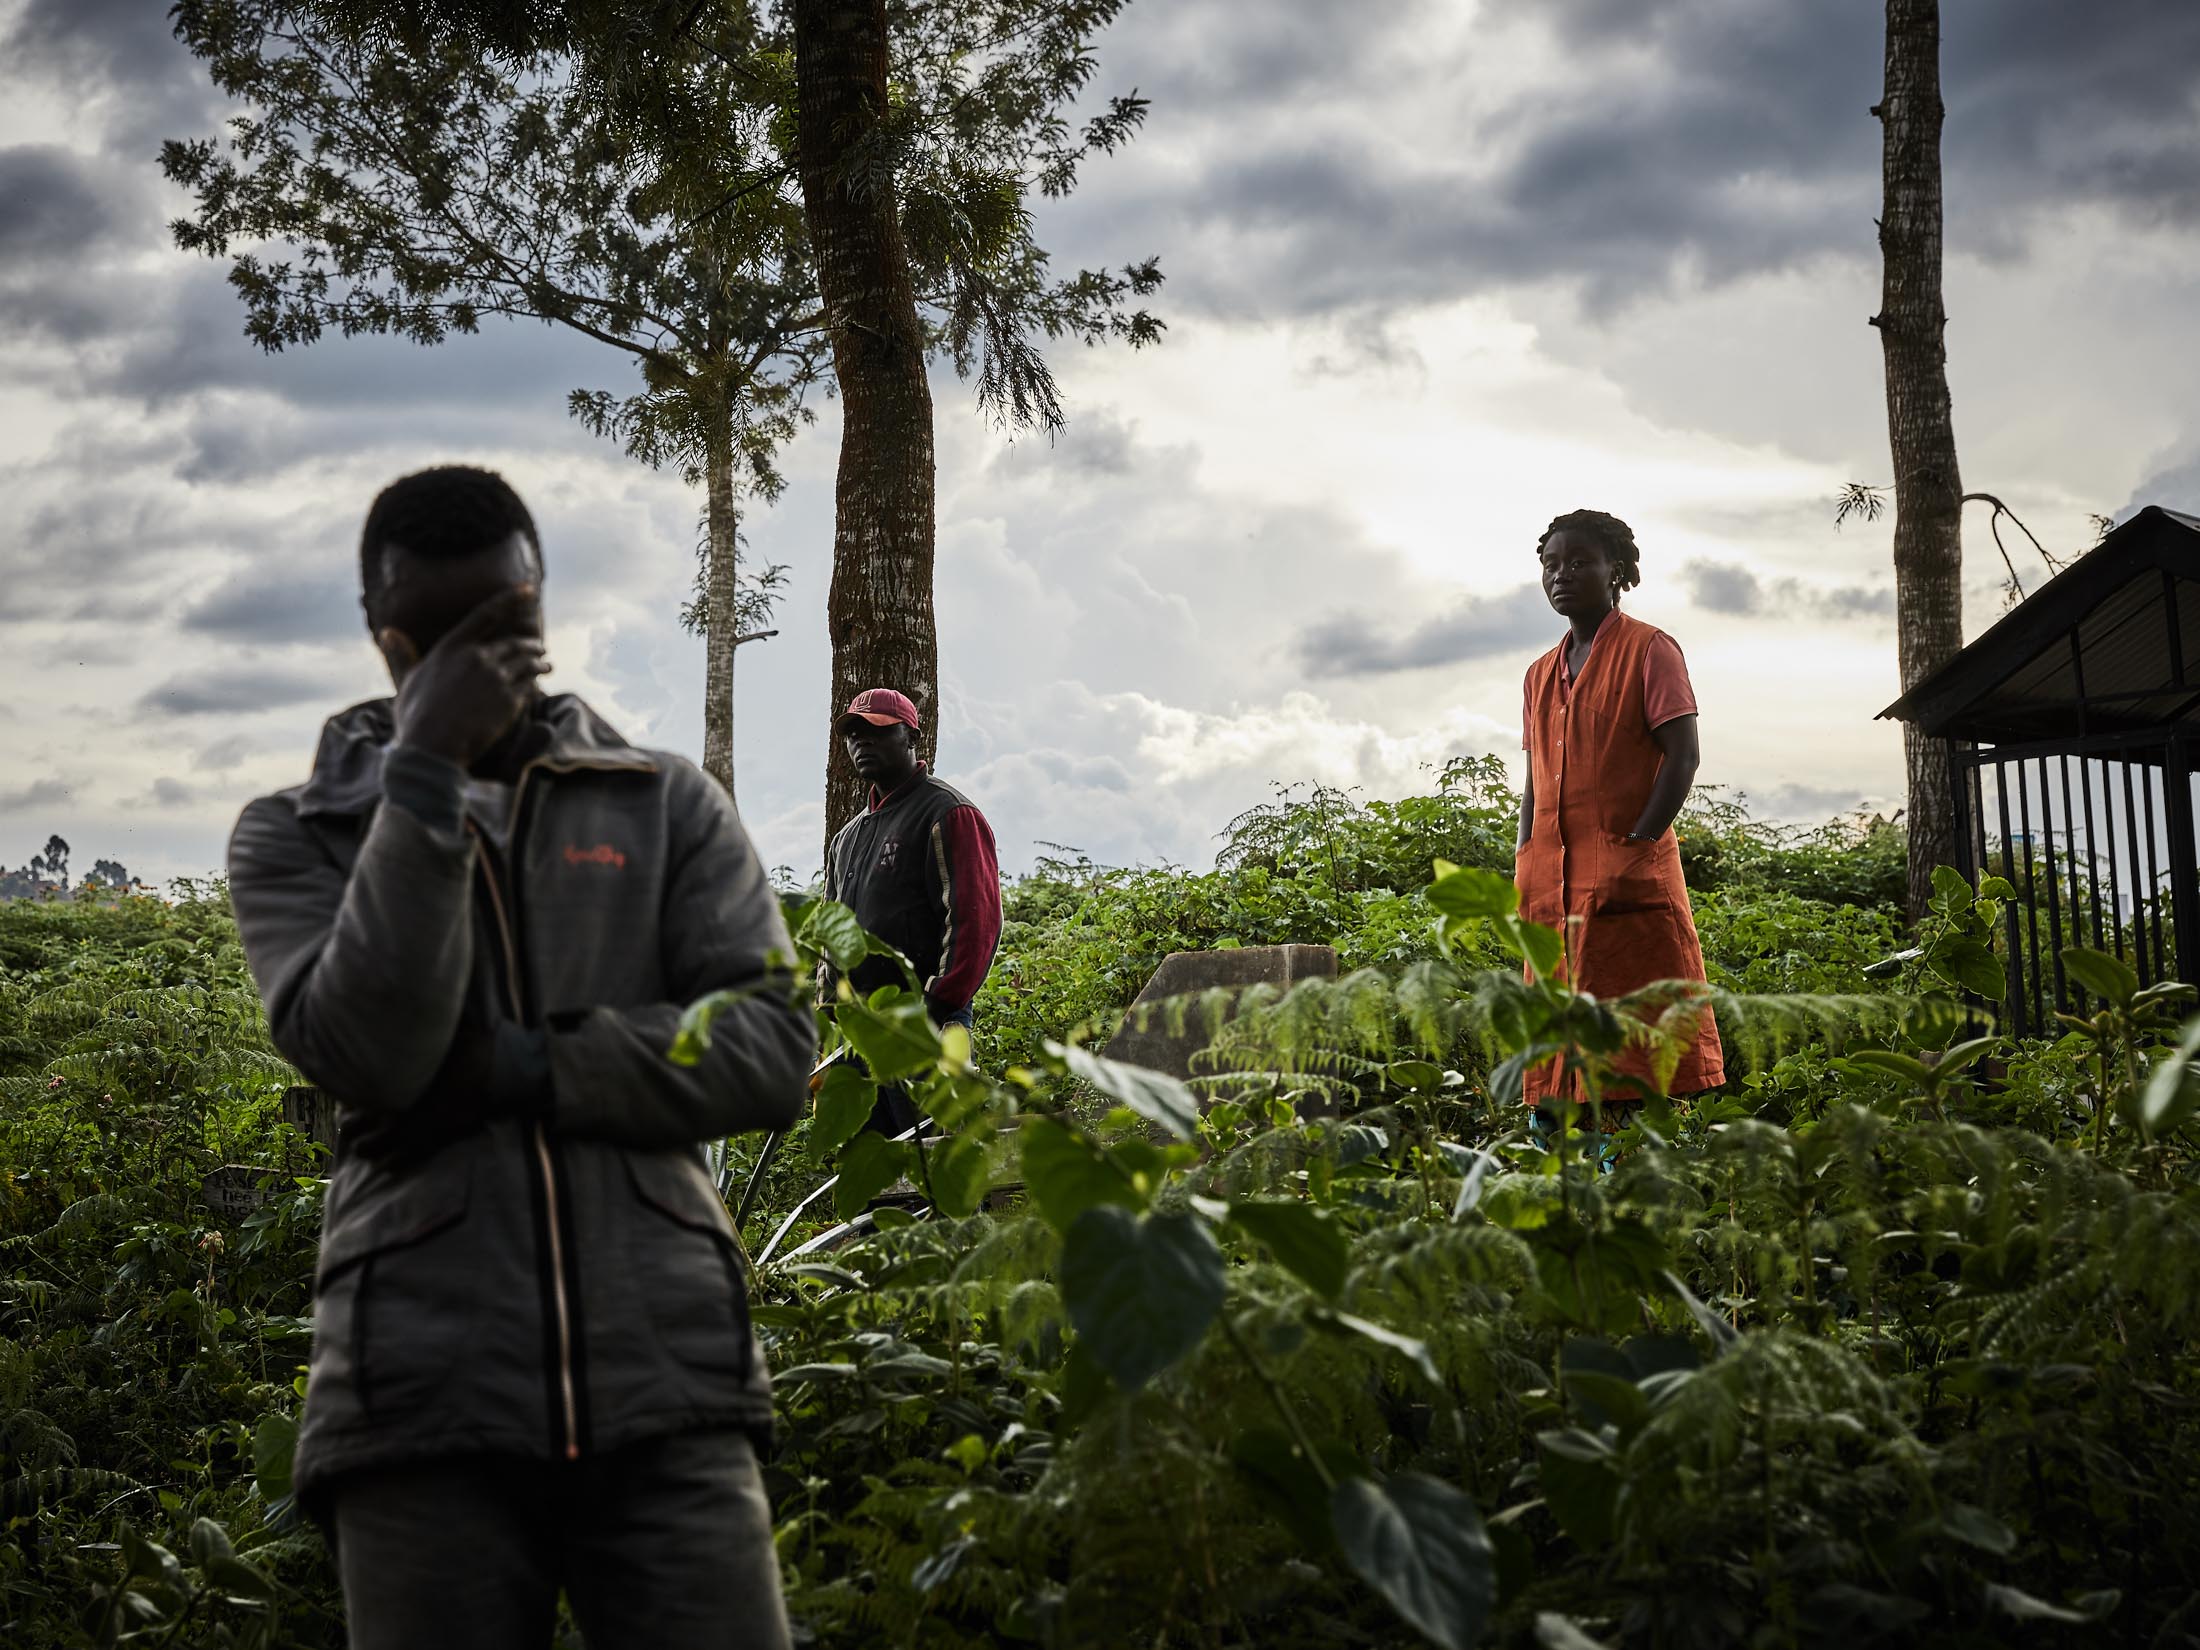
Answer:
[{"left": 1882, "top": 506, "right": 2200, "bottom": 1037}]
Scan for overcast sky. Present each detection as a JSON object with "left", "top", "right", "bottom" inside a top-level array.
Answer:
[{"left": 4, "top": 0, "right": 2199, "bottom": 887}]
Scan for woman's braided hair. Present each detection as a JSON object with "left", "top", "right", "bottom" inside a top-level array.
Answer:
[{"left": 1535, "top": 509, "right": 1641, "bottom": 599}]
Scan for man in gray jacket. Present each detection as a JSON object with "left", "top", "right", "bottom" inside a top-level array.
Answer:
[{"left": 227, "top": 465, "right": 812, "bottom": 1649}]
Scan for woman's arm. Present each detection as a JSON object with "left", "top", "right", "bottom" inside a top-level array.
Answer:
[{"left": 1627, "top": 715, "right": 1700, "bottom": 840}]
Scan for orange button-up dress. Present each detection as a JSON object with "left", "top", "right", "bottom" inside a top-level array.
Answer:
[{"left": 1514, "top": 608, "right": 1725, "bottom": 1104}]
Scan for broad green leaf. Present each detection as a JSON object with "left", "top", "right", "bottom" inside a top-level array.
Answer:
[
  {"left": 1428, "top": 864, "right": 1520, "bottom": 920},
  {"left": 1536, "top": 1613, "right": 1618, "bottom": 1650},
  {"left": 1977, "top": 874, "right": 2016, "bottom": 899},
  {"left": 251, "top": 1413, "right": 296, "bottom": 1504},
  {"left": 669, "top": 988, "right": 740, "bottom": 1066},
  {"left": 832, "top": 1131, "right": 911, "bottom": 1222},
  {"left": 1562, "top": 1369, "right": 1649, "bottom": 1437},
  {"left": 1936, "top": 1035, "right": 2000, "bottom": 1075},
  {"left": 1508, "top": 917, "right": 1565, "bottom": 981},
  {"left": 809, "top": 1065, "right": 880, "bottom": 1161},
  {"left": 1930, "top": 864, "right": 1972, "bottom": 909},
  {"left": 2137, "top": 1017, "right": 2200, "bottom": 1139},
  {"left": 1320, "top": 1310, "right": 1442, "bottom": 1385},
  {"left": 1981, "top": 1582, "right": 2102, "bottom": 1625},
  {"left": 1537, "top": 1428, "right": 1621, "bottom": 1546},
  {"left": 188, "top": 1516, "right": 235, "bottom": 1568},
  {"left": 1060, "top": 1207, "right": 1224, "bottom": 1390},
  {"left": 837, "top": 997, "right": 939, "bottom": 1083},
  {"left": 1330, "top": 1472, "right": 1496, "bottom": 1650},
  {"left": 1933, "top": 1503, "right": 2017, "bottom": 1557},
  {"left": 1846, "top": 1049, "right": 1936, "bottom": 1087},
  {"left": 2062, "top": 945, "right": 2140, "bottom": 1008},
  {"left": 1229, "top": 1199, "right": 1350, "bottom": 1299},
  {"left": 206, "top": 1553, "right": 277, "bottom": 1602},
  {"left": 1049, "top": 1040, "right": 1200, "bottom": 1140},
  {"left": 925, "top": 1133, "right": 989, "bottom": 1219},
  {"left": 1228, "top": 1426, "right": 1362, "bottom": 1552},
  {"left": 801, "top": 899, "right": 872, "bottom": 973},
  {"left": 1387, "top": 1059, "right": 1445, "bottom": 1090},
  {"left": 1019, "top": 1115, "right": 1144, "bottom": 1230},
  {"left": 1926, "top": 936, "right": 2006, "bottom": 1000}
]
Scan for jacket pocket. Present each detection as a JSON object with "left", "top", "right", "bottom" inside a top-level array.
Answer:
[
  {"left": 622, "top": 1149, "right": 753, "bottom": 1381},
  {"left": 313, "top": 1154, "right": 477, "bottom": 1423}
]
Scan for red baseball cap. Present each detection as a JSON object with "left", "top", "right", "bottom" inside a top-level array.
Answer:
[{"left": 837, "top": 687, "right": 922, "bottom": 732}]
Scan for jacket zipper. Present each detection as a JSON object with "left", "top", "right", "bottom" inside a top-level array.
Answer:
[{"left": 469, "top": 806, "right": 583, "bottom": 1463}]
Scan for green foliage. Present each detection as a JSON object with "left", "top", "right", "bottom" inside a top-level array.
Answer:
[
  {"left": 0, "top": 890, "right": 338, "bottom": 1646},
  {"left": 761, "top": 814, "right": 2200, "bottom": 1648},
  {"left": 11, "top": 780, "right": 2200, "bottom": 1649}
]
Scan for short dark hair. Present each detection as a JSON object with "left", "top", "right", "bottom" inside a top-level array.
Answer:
[
  {"left": 360, "top": 465, "right": 541, "bottom": 614},
  {"left": 1535, "top": 509, "right": 1641, "bottom": 597}
]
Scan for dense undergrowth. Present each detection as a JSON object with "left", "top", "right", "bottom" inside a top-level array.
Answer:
[{"left": 4, "top": 776, "right": 2197, "bottom": 1649}]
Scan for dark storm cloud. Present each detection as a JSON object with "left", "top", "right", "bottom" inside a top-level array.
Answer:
[
  {"left": 1, "top": 0, "right": 226, "bottom": 155},
  {"left": 1294, "top": 584, "right": 1552, "bottom": 677},
  {"left": 1081, "top": 0, "right": 2200, "bottom": 321},
  {"left": 0, "top": 777, "right": 76, "bottom": 814},
  {"left": 136, "top": 665, "right": 336, "bottom": 718},
  {"left": 0, "top": 147, "right": 129, "bottom": 260},
  {"left": 1681, "top": 559, "right": 1892, "bottom": 621},
  {"left": 183, "top": 571, "right": 363, "bottom": 645}
]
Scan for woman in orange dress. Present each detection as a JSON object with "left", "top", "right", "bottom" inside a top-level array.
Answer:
[{"left": 1513, "top": 509, "right": 1725, "bottom": 1116}]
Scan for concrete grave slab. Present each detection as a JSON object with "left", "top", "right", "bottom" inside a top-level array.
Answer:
[{"left": 1103, "top": 944, "right": 1339, "bottom": 1086}]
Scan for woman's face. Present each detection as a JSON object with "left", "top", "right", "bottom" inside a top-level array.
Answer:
[{"left": 1538, "top": 528, "right": 1615, "bottom": 620}]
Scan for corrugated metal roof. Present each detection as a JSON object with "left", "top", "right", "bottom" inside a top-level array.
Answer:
[{"left": 1880, "top": 505, "right": 2200, "bottom": 745}]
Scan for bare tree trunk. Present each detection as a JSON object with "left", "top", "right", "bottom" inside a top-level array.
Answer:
[
  {"left": 1876, "top": 0, "right": 1965, "bottom": 920},
  {"left": 702, "top": 405, "right": 741, "bottom": 800},
  {"left": 791, "top": 0, "right": 939, "bottom": 868}
]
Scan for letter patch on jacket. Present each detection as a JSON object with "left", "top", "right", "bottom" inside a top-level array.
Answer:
[
  {"left": 877, "top": 838, "right": 902, "bottom": 872},
  {"left": 564, "top": 842, "right": 628, "bottom": 869}
]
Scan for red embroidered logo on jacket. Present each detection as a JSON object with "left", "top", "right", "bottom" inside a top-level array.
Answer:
[{"left": 564, "top": 843, "right": 627, "bottom": 869}]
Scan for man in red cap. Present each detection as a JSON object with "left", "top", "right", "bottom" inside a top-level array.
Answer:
[{"left": 823, "top": 689, "right": 1002, "bottom": 1134}]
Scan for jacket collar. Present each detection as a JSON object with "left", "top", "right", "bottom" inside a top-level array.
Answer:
[
  {"left": 867, "top": 760, "right": 929, "bottom": 813},
  {"left": 295, "top": 693, "right": 658, "bottom": 819}
]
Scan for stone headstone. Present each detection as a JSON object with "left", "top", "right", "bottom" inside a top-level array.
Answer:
[
  {"left": 1102, "top": 944, "right": 1339, "bottom": 1084},
  {"left": 201, "top": 1164, "right": 284, "bottom": 1221}
]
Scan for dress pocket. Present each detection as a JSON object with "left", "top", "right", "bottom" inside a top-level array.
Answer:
[
  {"left": 623, "top": 1150, "right": 753, "bottom": 1380},
  {"left": 1599, "top": 830, "right": 1673, "bottom": 913}
]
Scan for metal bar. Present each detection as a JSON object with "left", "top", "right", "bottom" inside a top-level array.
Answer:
[
  {"left": 1957, "top": 726, "right": 2190, "bottom": 766},
  {"left": 2171, "top": 734, "right": 2200, "bottom": 989},
  {"left": 2167, "top": 568, "right": 2187, "bottom": 688},
  {"left": 2079, "top": 754, "right": 2107, "bottom": 953},
  {"left": 2102, "top": 757, "right": 2127, "bottom": 962},
  {"left": 2144, "top": 757, "right": 2166, "bottom": 981},
  {"left": 2060, "top": 755, "right": 2087, "bottom": 1013},
  {"left": 2039, "top": 756, "right": 2069, "bottom": 1016},
  {"left": 1962, "top": 748, "right": 1980, "bottom": 884},
  {"left": 2121, "top": 750, "right": 2150, "bottom": 982},
  {"left": 1993, "top": 761, "right": 2025, "bottom": 1035},
  {"left": 2016, "top": 758, "right": 2044, "bottom": 1035}
]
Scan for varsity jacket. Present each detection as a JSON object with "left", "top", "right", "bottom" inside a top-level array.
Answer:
[{"left": 821, "top": 765, "right": 1002, "bottom": 1016}]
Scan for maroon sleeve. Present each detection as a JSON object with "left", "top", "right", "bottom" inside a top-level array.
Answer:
[{"left": 926, "top": 805, "right": 1002, "bottom": 1011}]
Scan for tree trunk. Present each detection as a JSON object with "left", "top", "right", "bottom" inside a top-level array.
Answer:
[
  {"left": 791, "top": 0, "right": 939, "bottom": 869},
  {"left": 702, "top": 402, "right": 741, "bottom": 800},
  {"left": 1877, "top": 0, "right": 1966, "bottom": 921}
]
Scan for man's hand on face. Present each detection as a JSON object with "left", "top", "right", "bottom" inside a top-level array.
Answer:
[{"left": 383, "top": 586, "right": 549, "bottom": 767}]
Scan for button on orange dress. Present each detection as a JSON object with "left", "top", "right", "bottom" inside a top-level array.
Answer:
[{"left": 1515, "top": 608, "right": 1725, "bottom": 1105}]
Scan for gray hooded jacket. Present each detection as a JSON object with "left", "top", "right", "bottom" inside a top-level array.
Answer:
[{"left": 227, "top": 695, "right": 813, "bottom": 1507}]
